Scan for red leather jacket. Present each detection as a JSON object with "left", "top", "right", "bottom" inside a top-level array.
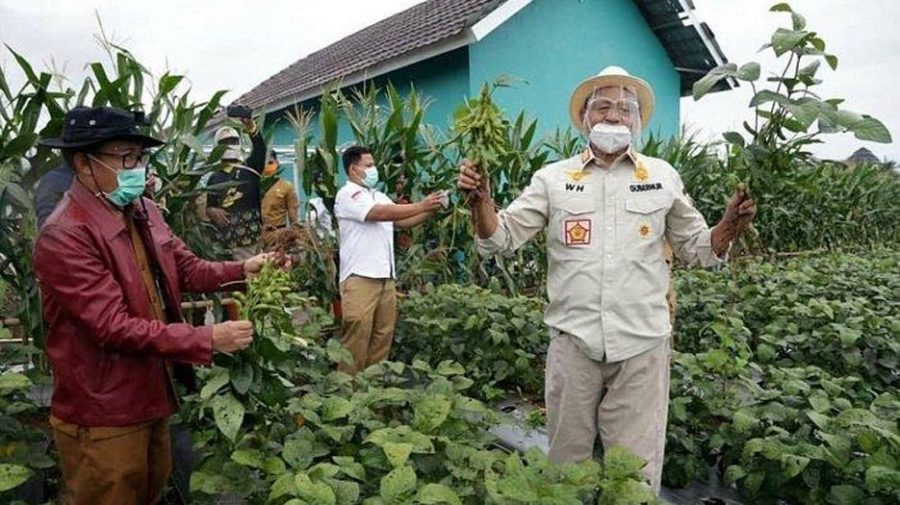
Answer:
[{"left": 34, "top": 182, "right": 245, "bottom": 427}]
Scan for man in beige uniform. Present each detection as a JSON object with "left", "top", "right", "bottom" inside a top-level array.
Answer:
[
  {"left": 260, "top": 150, "right": 300, "bottom": 249},
  {"left": 458, "top": 66, "right": 757, "bottom": 493}
]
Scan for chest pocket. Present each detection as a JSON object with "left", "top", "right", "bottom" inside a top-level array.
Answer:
[
  {"left": 148, "top": 222, "right": 176, "bottom": 250},
  {"left": 551, "top": 195, "right": 597, "bottom": 256},
  {"left": 625, "top": 194, "right": 671, "bottom": 215},
  {"left": 146, "top": 222, "right": 178, "bottom": 285},
  {"left": 620, "top": 193, "right": 672, "bottom": 246}
]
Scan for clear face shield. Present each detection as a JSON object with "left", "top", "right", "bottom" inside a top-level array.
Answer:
[{"left": 581, "top": 86, "right": 642, "bottom": 149}]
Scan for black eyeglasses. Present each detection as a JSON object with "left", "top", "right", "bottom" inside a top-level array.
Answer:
[{"left": 90, "top": 150, "right": 151, "bottom": 169}]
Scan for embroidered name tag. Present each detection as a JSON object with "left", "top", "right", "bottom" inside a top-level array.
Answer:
[
  {"left": 629, "top": 183, "right": 663, "bottom": 192},
  {"left": 564, "top": 219, "right": 591, "bottom": 246}
]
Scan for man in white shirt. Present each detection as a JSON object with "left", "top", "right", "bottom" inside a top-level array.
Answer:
[{"left": 334, "top": 146, "right": 444, "bottom": 374}]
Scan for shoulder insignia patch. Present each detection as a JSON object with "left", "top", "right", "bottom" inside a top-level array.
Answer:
[
  {"left": 634, "top": 162, "right": 650, "bottom": 182},
  {"left": 566, "top": 170, "right": 591, "bottom": 182}
]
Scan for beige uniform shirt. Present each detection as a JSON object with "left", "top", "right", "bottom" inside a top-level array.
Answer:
[
  {"left": 261, "top": 179, "right": 299, "bottom": 231},
  {"left": 478, "top": 148, "right": 724, "bottom": 362}
]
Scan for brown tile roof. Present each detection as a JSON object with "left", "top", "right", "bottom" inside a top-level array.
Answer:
[
  {"left": 235, "top": 0, "right": 501, "bottom": 111},
  {"left": 847, "top": 147, "right": 879, "bottom": 164},
  {"left": 233, "top": 0, "right": 731, "bottom": 112}
]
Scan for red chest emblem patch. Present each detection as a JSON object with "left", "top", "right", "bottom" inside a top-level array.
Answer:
[{"left": 564, "top": 219, "right": 592, "bottom": 246}]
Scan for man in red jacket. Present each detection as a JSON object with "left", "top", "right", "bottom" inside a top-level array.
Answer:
[{"left": 33, "top": 106, "right": 281, "bottom": 504}]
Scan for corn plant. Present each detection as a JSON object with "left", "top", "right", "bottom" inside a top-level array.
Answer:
[
  {"left": 643, "top": 130, "right": 900, "bottom": 252},
  {"left": 0, "top": 28, "right": 244, "bottom": 355},
  {"left": 286, "top": 99, "right": 341, "bottom": 307},
  {"left": 0, "top": 46, "right": 69, "bottom": 352},
  {"left": 287, "top": 81, "right": 560, "bottom": 296}
]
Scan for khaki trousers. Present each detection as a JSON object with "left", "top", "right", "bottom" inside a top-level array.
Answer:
[
  {"left": 338, "top": 276, "right": 397, "bottom": 374},
  {"left": 545, "top": 334, "right": 670, "bottom": 494},
  {"left": 52, "top": 416, "right": 171, "bottom": 505}
]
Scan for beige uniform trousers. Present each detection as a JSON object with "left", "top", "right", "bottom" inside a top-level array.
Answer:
[
  {"left": 338, "top": 275, "right": 397, "bottom": 374},
  {"left": 545, "top": 334, "right": 670, "bottom": 494}
]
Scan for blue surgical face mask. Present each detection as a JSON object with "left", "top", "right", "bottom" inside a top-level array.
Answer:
[
  {"left": 90, "top": 156, "right": 148, "bottom": 207},
  {"left": 362, "top": 166, "right": 379, "bottom": 189}
]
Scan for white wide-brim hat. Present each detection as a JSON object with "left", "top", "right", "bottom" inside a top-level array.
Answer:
[
  {"left": 214, "top": 126, "right": 240, "bottom": 144},
  {"left": 569, "top": 65, "right": 655, "bottom": 132}
]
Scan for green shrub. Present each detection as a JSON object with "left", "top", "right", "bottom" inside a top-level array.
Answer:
[
  {"left": 664, "top": 248, "right": 900, "bottom": 503},
  {"left": 674, "top": 248, "right": 899, "bottom": 391},
  {"left": 394, "top": 283, "right": 546, "bottom": 401}
]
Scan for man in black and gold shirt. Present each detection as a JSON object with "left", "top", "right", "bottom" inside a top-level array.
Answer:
[{"left": 206, "top": 117, "right": 266, "bottom": 260}]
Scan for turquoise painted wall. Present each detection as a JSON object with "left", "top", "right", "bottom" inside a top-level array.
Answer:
[
  {"left": 371, "top": 47, "right": 470, "bottom": 131},
  {"left": 260, "top": 0, "right": 685, "bottom": 198},
  {"left": 467, "top": 0, "right": 681, "bottom": 142},
  {"left": 264, "top": 48, "right": 469, "bottom": 196},
  {"left": 265, "top": 48, "right": 469, "bottom": 154}
]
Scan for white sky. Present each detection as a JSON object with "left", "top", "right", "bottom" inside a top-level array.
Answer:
[{"left": 2, "top": 0, "right": 897, "bottom": 161}]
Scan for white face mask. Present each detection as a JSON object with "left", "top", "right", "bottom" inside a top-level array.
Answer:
[
  {"left": 222, "top": 148, "right": 244, "bottom": 163},
  {"left": 589, "top": 123, "right": 633, "bottom": 154}
]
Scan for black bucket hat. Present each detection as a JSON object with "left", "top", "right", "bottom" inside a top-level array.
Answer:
[{"left": 39, "top": 106, "right": 164, "bottom": 149}]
